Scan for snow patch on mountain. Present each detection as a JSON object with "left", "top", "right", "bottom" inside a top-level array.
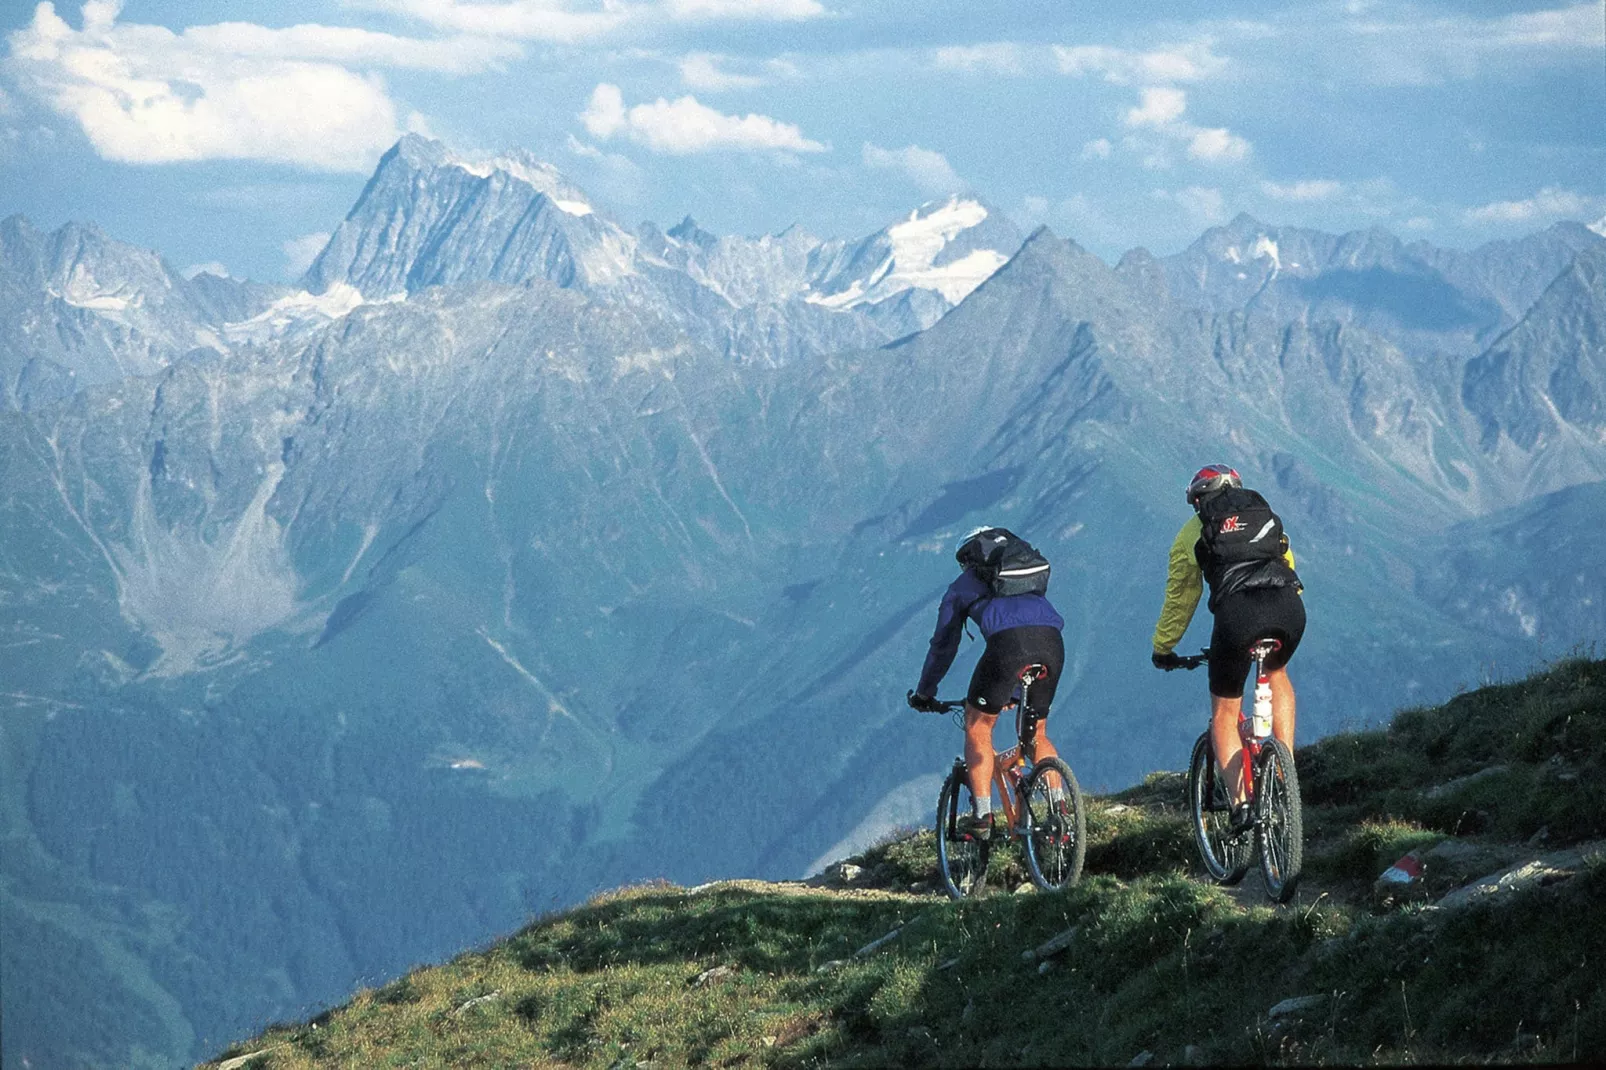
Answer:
[
  {"left": 1592, "top": 214, "right": 1606, "bottom": 239},
  {"left": 808, "top": 196, "right": 1010, "bottom": 308},
  {"left": 1251, "top": 234, "right": 1281, "bottom": 274},
  {"left": 223, "top": 282, "right": 401, "bottom": 344},
  {"left": 52, "top": 262, "right": 148, "bottom": 317}
]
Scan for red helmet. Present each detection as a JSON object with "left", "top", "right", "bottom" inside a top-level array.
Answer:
[{"left": 1186, "top": 464, "right": 1241, "bottom": 507}]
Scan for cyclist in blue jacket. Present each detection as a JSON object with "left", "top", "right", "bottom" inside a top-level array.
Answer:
[{"left": 909, "top": 526, "right": 1066, "bottom": 839}]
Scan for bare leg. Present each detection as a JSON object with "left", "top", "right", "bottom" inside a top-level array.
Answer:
[
  {"left": 963, "top": 705, "right": 997, "bottom": 806},
  {"left": 1211, "top": 693, "right": 1246, "bottom": 806},
  {"left": 1268, "top": 666, "right": 1296, "bottom": 752},
  {"left": 1029, "top": 718, "right": 1061, "bottom": 790}
]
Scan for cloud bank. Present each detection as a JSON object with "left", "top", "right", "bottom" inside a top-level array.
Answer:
[
  {"left": 4, "top": 1, "right": 509, "bottom": 170},
  {"left": 580, "top": 83, "right": 825, "bottom": 154},
  {"left": 862, "top": 142, "right": 963, "bottom": 195}
]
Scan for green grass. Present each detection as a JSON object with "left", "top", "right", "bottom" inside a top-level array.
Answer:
[{"left": 210, "top": 658, "right": 1606, "bottom": 1068}]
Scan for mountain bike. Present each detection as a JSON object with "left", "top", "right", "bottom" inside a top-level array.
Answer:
[
  {"left": 912, "top": 665, "right": 1086, "bottom": 899},
  {"left": 1177, "top": 640, "right": 1303, "bottom": 903}
]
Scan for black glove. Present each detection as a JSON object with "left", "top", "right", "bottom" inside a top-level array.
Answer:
[
  {"left": 1152, "top": 651, "right": 1184, "bottom": 671},
  {"left": 907, "top": 690, "right": 942, "bottom": 712}
]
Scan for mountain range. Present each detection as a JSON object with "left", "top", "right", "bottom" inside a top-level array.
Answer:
[{"left": 1, "top": 135, "right": 1602, "bottom": 1068}]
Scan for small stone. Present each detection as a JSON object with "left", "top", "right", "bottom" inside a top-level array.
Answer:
[
  {"left": 1027, "top": 926, "right": 1080, "bottom": 963},
  {"left": 761, "top": 1037, "right": 776, "bottom": 1048},
  {"left": 1183, "top": 1045, "right": 1204, "bottom": 1064},
  {"left": 815, "top": 959, "right": 846, "bottom": 974},
  {"left": 855, "top": 926, "right": 903, "bottom": 957},
  {"left": 1128, "top": 1052, "right": 1155, "bottom": 1067},
  {"left": 1014, "top": 882, "right": 1038, "bottom": 895},
  {"left": 1425, "top": 765, "right": 1510, "bottom": 799},
  {"left": 1104, "top": 804, "right": 1132, "bottom": 815},
  {"left": 1268, "top": 994, "right": 1328, "bottom": 1018},
  {"left": 1036, "top": 960, "right": 1056, "bottom": 975},
  {"left": 691, "top": 965, "right": 735, "bottom": 987}
]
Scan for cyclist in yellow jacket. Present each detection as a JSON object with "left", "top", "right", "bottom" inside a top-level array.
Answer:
[{"left": 1152, "top": 464, "right": 1305, "bottom": 831}]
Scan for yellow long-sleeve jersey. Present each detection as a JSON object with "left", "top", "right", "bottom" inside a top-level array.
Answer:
[{"left": 1151, "top": 514, "right": 1297, "bottom": 655}]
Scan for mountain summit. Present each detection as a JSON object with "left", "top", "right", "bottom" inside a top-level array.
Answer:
[{"left": 297, "top": 136, "right": 1023, "bottom": 365}]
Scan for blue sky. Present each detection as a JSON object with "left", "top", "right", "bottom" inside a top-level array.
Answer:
[{"left": 1, "top": 0, "right": 1601, "bottom": 281}]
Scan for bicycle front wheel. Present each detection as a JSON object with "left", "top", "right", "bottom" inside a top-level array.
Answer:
[
  {"left": 1188, "top": 732, "right": 1249, "bottom": 885},
  {"left": 1022, "top": 757, "right": 1086, "bottom": 891},
  {"left": 935, "top": 766, "right": 989, "bottom": 900},
  {"left": 1254, "top": 738, "right": 1304, "bottom": 903}
]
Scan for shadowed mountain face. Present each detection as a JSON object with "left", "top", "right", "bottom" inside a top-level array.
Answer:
[{"left": 2, "top": 143, "right": 1603, "bottom": 1068}]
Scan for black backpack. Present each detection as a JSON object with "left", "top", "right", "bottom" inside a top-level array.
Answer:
[
  {"left": 1193, "top": 487, "right": 1298, "bottom": 605},
  {"left": 1195, "top": 486, "right": 1285, "bottom": 567},
  {"left": 955, "top": 528, "right": 1051, "bottom": 597}
]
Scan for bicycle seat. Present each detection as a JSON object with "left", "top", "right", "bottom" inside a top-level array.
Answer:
[
  {"left": 1247, "top": 638, "right": 1283, "bottom": 660},
  {"left": 1017, "top": 663, "right": 1051, "bottom": 686}
]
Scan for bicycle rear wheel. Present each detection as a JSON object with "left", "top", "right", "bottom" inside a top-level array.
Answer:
[
  {"left": 1188, "top": 732, "right": 1249, "bottom": 885},
  {"left": 935, "top": 766, "right": 989, "bottom": 899},
  {"left": 1021, "top": 757, "right": 1086, "bottom": 891},
  {"left": 1254, "top": 738, "right": 1304, "bottom": 903}
]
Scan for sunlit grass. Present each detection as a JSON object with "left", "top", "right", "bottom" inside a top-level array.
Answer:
[{"left": 212, "top": 657, "right": 1606, "bottom": 1068}]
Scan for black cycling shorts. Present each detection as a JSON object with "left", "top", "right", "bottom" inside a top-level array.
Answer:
[
  {"left": 967, "top": 625, "right": 1064, "bottom": 715},
  {"left": 1208, "top": 586, "right": 1305, "bottom": 699}
]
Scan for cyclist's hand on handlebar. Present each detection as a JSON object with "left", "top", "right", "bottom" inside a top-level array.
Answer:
[
  {"left": 1151, "top": 650, "right": 1184, "bottom": 672},
  {"left": 907, "top": 690, "right": 944, "bottom": 713}
]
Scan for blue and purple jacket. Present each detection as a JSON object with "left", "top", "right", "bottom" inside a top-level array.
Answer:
[{"left": 916, "top": 568, "right": 1064, "bottom": 696}]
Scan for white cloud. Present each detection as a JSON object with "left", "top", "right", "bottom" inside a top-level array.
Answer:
[
  {"left": 283, "top": 232, "right": 331, "bottom": 277},
  {"left": 1124, "top": 87, "right": 1187, "bottom": 127},
  {"left": 1488, "top": 2, "right": 1603, "bottom": 47},
  {"left": 579, "top": 82, "right": 825, "bottom": 154},
  {"left": 667, "top": 0, "right": 826, "bottom": 20},
  {"left": 1080, "top": 137, "right": 1111, "bottom": 160},
  {"left": 579, "top": 82, "right": 627, "bottom": 138},
  {"left": 933, "top": 42, "right": 1026, "bottom": 74},
  {"left": 1118, "top": 86, "right": 1250, "bottom": 165},
  {"left": 566, "top": 132, "right": 603, "bottom": 157},
  {"left": 1337, "top": 2, "right": 1603, "bottom": 85},
  {"left": 183, "top": 21, "right": 518, "bottom": 73},
  {"left": 1261, "top": 178, "right": 1343, "bottom": 202},
  {"left": 1053, "top": 41, "right": 1226, "bottom": 84},
  {"left": 1186, "top": 126, "right": 1250, "bottom": 162},
  {"left": 2, "top": 2, "right": 507, "bottom": 171},
  {"left": 1158, "top": 185, "right": 1227, "bottom": 226},
  {"left": 862, "top": 142, "right": 963, "bottom": 195},
  {"left": 342, "top": 0, "right": 626, "bottom": 42},
  {"left": 1464, "top": 186, "right": 1603, "bottom": 225},
  {"left": 679, "top": 52, "right": 765, "bottom": 90}
]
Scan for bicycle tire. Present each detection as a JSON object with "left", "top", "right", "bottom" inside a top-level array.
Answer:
[
  {"left": 935, "top": 766, "right": 989, "bottom": 899},
  {"left": 1188, "top": 732, "right": 1250, "bottom": 885},
  {"left": 1021, "top": 757, "right": 1086, "bottom": 891},
  {"left": 1254, "top": 738, "right": 1304, "bottom": 903}
]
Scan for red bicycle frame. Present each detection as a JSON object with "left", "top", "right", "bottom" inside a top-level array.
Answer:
[{"left": 1234, "top": 638, "right": 1283, "bottom": 799}]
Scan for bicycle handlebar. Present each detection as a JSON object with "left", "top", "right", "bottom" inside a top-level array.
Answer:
[
  {"left": 1177, "top": 649, "right": 1209, "bottom": 670},
  {"left": 906, "top": 689, "right": 966, "bottom": 714}
]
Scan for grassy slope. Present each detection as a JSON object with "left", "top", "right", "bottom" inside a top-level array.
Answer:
[{"left": 211, "top": 657, "right": 1606, "bottom": 1067}]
